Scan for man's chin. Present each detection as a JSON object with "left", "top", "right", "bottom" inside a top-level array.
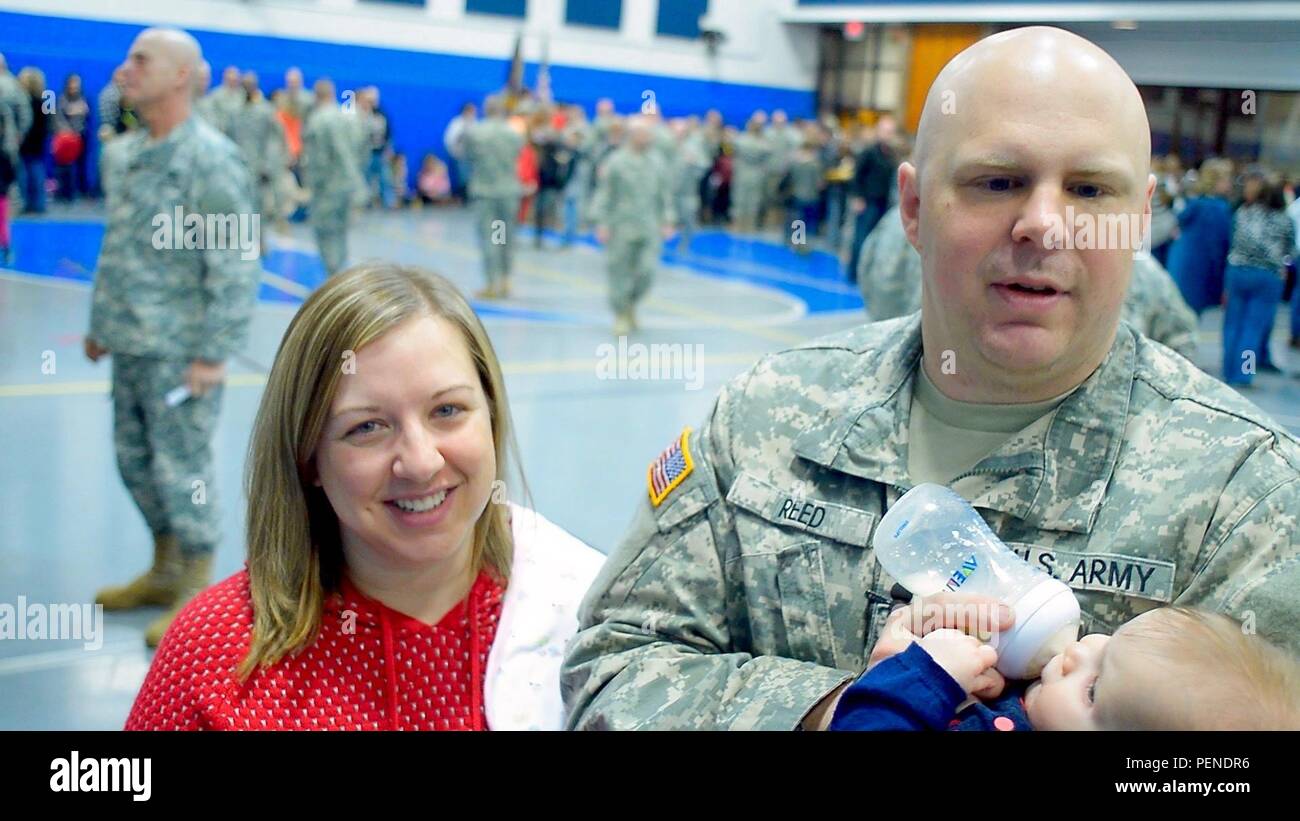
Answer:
[{"left": 979, "top": 325, "right": 1066, "bottom": 373}]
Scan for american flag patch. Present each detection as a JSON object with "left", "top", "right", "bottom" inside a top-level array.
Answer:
[{"left": 648, "top": 428, "right": 695, "bottom": 508}]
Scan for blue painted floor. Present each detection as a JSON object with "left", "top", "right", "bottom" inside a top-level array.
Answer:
[{"left": 3, "top": 202, "right": 1299, "bottom": 729}]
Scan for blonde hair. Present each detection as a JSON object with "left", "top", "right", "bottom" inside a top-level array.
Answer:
[
  {"left": 1097, "top": 607, "right": 1300, "bottom": 730},
  {"left": 1193, "top": 159, "right": 1233, "bottom": 197},
  {"left": 239, "top": 263, "right": 519, "bottom": 680}
]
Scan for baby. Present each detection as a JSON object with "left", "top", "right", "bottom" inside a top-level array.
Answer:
[{"left": 830, "top": 606, "right": 1300, "bottom": 731}]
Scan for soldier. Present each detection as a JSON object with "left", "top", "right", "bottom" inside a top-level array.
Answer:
[
  {"left": 730, "top": 115, "right": 771, "bottom": 233},
  {"left": 857, "top": 204, "right": 922, "bottom": 322},
  {"left": 589, "top": 116, "right": 675, "bottom": 335},
  {"left": 86, "top": 28, "right": 261, "bottom": 648},
  {"left": 463, "top": 95, "right": 523, "bottom": 299},
  {"left": 201, "top": 65, "right": 243, "bottom": 139},
  {"left": 563, "top": 27, "right": 1300, "bottom": 730},
  {"left": 282, "top": 66, "right": 315, "bottom": 123},
  {"left": 1123, "top": 252, "right": 1200, "bottom": 361},
  {"left": 670, "top": 117, "right": 710, "bottom": 254},
  {"left": 233, "top": 71, "right": 287, "bottom": 246},
  {"left": 763, "top": 109, "right": 800, "bottom": 229},
  {"left": 301, "top": 78, "right": 366, "bottom": 277}
]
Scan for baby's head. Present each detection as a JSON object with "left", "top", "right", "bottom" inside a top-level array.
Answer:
[{"left": 1023, "top": 607, "right": 1300, "bottom": 730}]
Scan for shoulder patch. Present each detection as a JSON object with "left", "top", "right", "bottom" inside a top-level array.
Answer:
[{"left": 648, "top": 428, "right": 695, "bottom": 508}]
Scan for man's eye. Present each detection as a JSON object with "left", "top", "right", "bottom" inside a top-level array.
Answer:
[
  {"left": 1073, "top": 183, "right": 1106, "bottom": 198},
  {"left": 980, "top": 177, "right": 1018, "bottom": 192}
]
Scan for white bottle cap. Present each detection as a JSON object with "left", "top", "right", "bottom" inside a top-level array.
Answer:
[{"left": 991, "top": 578, "right": 1080, "bottom": 680}]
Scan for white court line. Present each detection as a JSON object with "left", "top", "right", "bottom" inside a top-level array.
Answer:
[{"left": 0, "top": 640, "right": 145, "bottom": 677}]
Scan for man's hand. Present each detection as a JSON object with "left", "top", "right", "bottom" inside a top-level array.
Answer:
[
  {"left": 868, "top": 592, "right": 1014, "bottom": 697},
  {"left": 849, "top": 196, "right": 866, "bottom": 214},
  {"left": 185, "top": 359, "right": 227, "bottom": 398},
  {"left": 84, "top": 337, "right": 109, "bottom": 363},
  {"left": 918, "top": 629, "right": 1002, "bottom": 700}
]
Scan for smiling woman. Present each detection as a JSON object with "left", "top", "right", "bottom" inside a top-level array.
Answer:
[{"left": 123, "top": 263, "right": 605, "bottom": 731}]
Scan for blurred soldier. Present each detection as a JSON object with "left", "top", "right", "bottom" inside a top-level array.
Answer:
[
  {"left": 1123, "top": 251, "right": 1200, "bottom": 361},
  {"left": 233, "top": 71, "right": 288, "bottom": 247},
  {"left": 857, "top": 204, "right": 922, "bottom": 321},
  {"left": 0, "top": 52, "right": 32, "bottom": 177},
  {"left": 463, "top": 95, "right": 523, "bottom": 298},
  {"left": 731, "top": 115, "right": 771, "bottom": 233},
  {"left": 301, "top": 78, "right": 366, "bottom": 276},
  {"left": 86, "top": 28, "right": 261, "bottom": 647},
  {"left": 589, "top": 116, "right": 675, "bottom": 335},
  {"left": 282, "top": 66, "right": 315, "bottom": 122},
  {"left": 763, "top": 109, "right": 799, "bottom": 228},
  {"left": 670, "top": 118, "right": 710, "bottom": 254},
  {"left": 201, "top": 64, "right": 243, "bottom": 139}
]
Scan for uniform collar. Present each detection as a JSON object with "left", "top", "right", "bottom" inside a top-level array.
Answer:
[{"left": 793, "top": 314, "right": 1136, "bottom": 534}]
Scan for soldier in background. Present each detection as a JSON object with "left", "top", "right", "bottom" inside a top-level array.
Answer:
[
  {"left": 301, "top": 78, "right": 366, "bottom": 277},
  {"left": 201, "top": 64, "right": 244, "bottom": 139},
  {"left": 730, "top": 114, "right": 771, "bottom": 233},
  {"left": 463, "top": 95, "right": 523, "bottom": 299},
  {"left": 670, "top": 117, "right": 710, "bottom": 254},
  {"left": 233, "top": 70, "right": 288, "bottom": 252},
  {"left": 589, "top": 116, "right": 675, "bottom": 335},
  {"left": 86, "top": 28, "right": 261, "bottom": 647}
]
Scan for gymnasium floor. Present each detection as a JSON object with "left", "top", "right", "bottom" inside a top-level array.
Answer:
[{"left": 2, "top": 202, "right": 1298, "bottom": 729}]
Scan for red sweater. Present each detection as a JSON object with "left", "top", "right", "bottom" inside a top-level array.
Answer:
[{"left": 125, "top": 569, "right": 504, "bottom": 731}]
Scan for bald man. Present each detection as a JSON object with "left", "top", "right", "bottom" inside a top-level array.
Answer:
[
  {"left": 86, "top": 28, "right": 261, "bottom": 648},
  {"left": 562, "top": 27, "right": 1300, "bottom": 730}
]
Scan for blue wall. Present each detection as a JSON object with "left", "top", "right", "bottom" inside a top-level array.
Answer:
[{"left": 0, "top": 10, "right": 814, "bottom": 193}]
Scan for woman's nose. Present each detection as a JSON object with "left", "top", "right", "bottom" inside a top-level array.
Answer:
[{"left": 393, "top": 425, "right": 446, "bottom": 482}]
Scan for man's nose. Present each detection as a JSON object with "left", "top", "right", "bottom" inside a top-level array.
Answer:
[{"left": 1010, "top": 183, "right": 1068, "bottom": 249}]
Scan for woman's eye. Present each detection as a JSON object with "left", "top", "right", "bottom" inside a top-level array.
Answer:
[
  {"left": 347, "top": 420, "right": 381, "bottom": 437},
  {"left": 434, "top": 404, "right": 462, "bottom": 419}
]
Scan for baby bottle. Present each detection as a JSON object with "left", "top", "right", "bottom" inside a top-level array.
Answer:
[{"left": 872, "top": 483, "right": 1080, "bottom": 679}]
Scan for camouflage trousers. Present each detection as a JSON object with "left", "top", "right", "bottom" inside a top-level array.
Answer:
[
  {"left": 606, "top": 231, "right": 660, "bottom": 314},
  {"left": 473, "top": 195, "right": 519, "bottom": 287},
  {"left": 311, "top": 194, "right": 352, "bottom": 277},
  {"left": 674, "top": 191, "right": 700, "bottom": 251},
  {"left": 731, "top": 171, "right": 764, "bottom": 230},
  {"left": 111, "top": 355, "right": 223, "bottom": 557}
]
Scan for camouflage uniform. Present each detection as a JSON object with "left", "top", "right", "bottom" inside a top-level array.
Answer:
[
  {"left": 463, "top": 117, "right": 524, "bottom": 290},
  {"left": 200, "top": 85, "right": 244, "bottom": 139},
  {"left": 588, "top": 144, "right": 675, "bottom": 317},
  {"left": 88, "top": 114, "right": 261, "bottom": 557},
  {"left": 233, "top": 94, "right": 288, "bottom": 226},
  {"left": 563, "top": 314, "right": 1300, "bottom": 729},
  {"left": 763, "top": 124, "right": 799, "bottom": 225},
  {"left": 731, "top": 131, "right": 771, "bottom": 231},
  {"left": 1122, "top": 252, "right": 1199, "bottom": 361},
  {"left": 857, "top": 205, "right": 922, "bottom": 322},
  {"left": 301, "top": 103, "right": 366, "bottom": 276},
  {"left": 671, "top": 129, "right": 710, "bottom": 252}
]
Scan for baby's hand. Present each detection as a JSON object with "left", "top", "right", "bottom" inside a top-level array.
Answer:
[{"left": 918, "top": 629, "right": 1000, "bottom": 698}]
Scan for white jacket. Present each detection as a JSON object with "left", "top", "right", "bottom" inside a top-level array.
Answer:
[{"left": 484, "top": 504, "right": 605, "bottom": 730}]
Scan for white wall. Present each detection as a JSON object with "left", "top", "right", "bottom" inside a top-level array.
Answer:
[{"left": 0, "top": 0, "right": 819, "bottom": 91}]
